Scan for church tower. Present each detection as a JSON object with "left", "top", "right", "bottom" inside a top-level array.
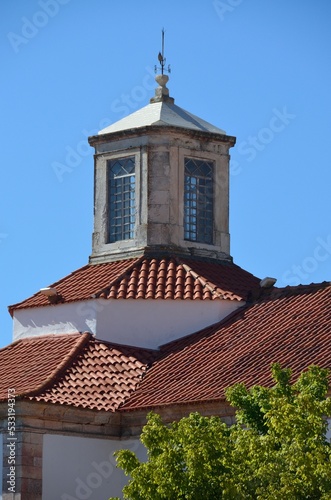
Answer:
[
  {"left": 88, "top": 52, "right": 236, "bottom": 264},
  {"left": 10, "top": 42, "right": 250, "bottom": 352}
]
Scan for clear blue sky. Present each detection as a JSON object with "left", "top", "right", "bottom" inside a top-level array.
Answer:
[{"left": 1, "top": 0, "right": 331, "bottom": 348}]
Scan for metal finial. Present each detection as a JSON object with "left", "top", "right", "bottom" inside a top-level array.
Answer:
[{"left": 155, "top": 28, "right": 171, "bottom": 75}]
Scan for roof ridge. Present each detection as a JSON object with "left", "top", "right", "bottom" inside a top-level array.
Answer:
[
  {"left": 95, "top": 100, "right": 228, "bottom": 137},
  {"left": 180, "top": 261, "right": 222, "bottom": 298},
  {"left": 93, "top": 256, "right": 144, "bottom": 299},
  {"left": 262, "top": 281, "right": 331, "bottom": 301},
  {"left": 25, "top": 332, "right": 92, "bottom": 398},
  {"left": 178, "top": 257, "right": 249, "bottom": 300},
  {"left": 278, "top": 280, "right": 331, "bottom": 291},
  {"left": 27, "top": 334, "right": 156, "bottom": 411}
]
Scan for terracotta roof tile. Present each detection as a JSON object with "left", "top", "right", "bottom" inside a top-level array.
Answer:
[
  {"left": 5, "top": 274, "right": 328, "bottom": 414},
  {"left": 9, "top": 258, "right": 141, "bottom": 312},
  {"left": 122, "top": 282, "right": 331, "bottom": 410},
  {"left": 0, "top": 333, "right": 90, "bottom": 400},
  {"left": 9, "top": 256, "right": 260, "bottom": 313},
  {"left": 0, "top": 333, "right": 157, "bottom": 411}
]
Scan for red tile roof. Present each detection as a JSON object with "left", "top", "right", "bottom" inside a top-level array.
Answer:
[
  {"left": 122, "top": 282, "right": 331, "bottom": 410},
  {"left": 0, "top": 333, "right": 156, "bottom": 411},
  {"left": 9, "top": 256, "right": 260, "bottom": 313},
  {"left": 0, "top": 333, "right": 89, "bottom": 400},
  {"left": 2, "top": 281, "right": 331, "bottom": 413},
  {"left": 9, "top": 259, "right": 140, "bottom": 313}
]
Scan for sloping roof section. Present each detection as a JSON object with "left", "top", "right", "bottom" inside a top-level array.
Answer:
[
  {"left": 0, "top": 333, "right": 89, "bottom": 401},
  {"left": 122, "top": 282, "right": 331, "bottom": 410},
  {"left": 2, "top": 282, "right": 331, "bottom": 413},
  {"left": 9, "top": 256, "right": 260, "bottom": 313},
  {"left": 0, "top": 333, "right": 156, "bottom": 411},
  {"left": 98, "top": 101, "right": 226, "bottom": 136}
]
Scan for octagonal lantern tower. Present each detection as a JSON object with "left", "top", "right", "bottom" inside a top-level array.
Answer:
[{"left": 88, "top": 72, "right": 236, "bottom": 264}]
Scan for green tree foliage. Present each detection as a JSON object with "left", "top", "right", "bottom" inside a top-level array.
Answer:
[{"left": 111, "top": 364, "right": 331, "bottom": 499}]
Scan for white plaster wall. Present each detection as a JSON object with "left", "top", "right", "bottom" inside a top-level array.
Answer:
[
  {"left": 42, "top": 417, "right": 331, "bottom": 500},
  {"left": 13, "top": 302, "right": 97, "bottom": 341},
  {"left": 13, "top": 298, "right": 242, "bottom": 348},
  {"left": 42, "top": 434, "right": 145, "bottom": 500},
  {"left": 96, "top": 299, "right": 240, "bottom": 348}
]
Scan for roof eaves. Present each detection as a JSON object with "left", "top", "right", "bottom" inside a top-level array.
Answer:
[
  {"left": 119, "top": 395, "right": 228, "bottom": 412},
  {"left": 8, "top": 263, "right": 91, "bottom": 316},
  {"left": 89, "top": 125, "right": 236, "bottom": 147}
]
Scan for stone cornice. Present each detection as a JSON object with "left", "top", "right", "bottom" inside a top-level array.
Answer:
[{"left": 88, "top": 125, "right": 236, "bottom": 148}]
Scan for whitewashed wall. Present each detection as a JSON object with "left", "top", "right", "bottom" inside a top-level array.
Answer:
[
  {"left": 41, "top": 418, "right": 331, "bottom": 499},
  {"left": 13, "top": 298, "right": 242, "bottom": 348},
  {"left": 42, "top": 434, "right": 145, "bottom": 500}
]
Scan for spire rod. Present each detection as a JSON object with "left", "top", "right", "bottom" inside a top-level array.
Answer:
[
  {"left": 155, "top": 28, "right": 171, "bottom": 75},
  {"left": 150, "top": 29, "right": 174, "bottom": 104}
]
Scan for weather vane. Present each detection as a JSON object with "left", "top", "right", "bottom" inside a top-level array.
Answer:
[{"left": 155, "top": 28, "right": 171, "bottom": 75}]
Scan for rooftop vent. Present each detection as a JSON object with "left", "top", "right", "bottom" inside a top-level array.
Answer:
[
  {"left": 260, "top": 277, "right": 277, "bottom": 289},
  {"left": 40, "top": 287, "right": 62, "bottom": 304}
]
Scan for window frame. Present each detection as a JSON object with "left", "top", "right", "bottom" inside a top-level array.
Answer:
[
  {"left": 107, "top": 155, "right": 136, "bottom": 243},
  {"left": 183, "top": 157, "right": 214, "bottom": 245}
]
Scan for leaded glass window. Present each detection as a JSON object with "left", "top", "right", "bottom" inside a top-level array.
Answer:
[
  {"left": 108, "top": 156, "right": 135, "bottom": 243},
  {"left": 184, "top": 158, "right": 213, "bottom": 244}
]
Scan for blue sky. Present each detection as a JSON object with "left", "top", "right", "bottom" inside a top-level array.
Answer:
[{"left": 1, "top": 0, "right": 331, "bottom": 348}]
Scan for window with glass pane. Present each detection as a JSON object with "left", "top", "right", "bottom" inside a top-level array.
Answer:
[
  {"left": 184, "top": 158, "right": 213, "bottom": 244},
  {"left": 108, "top": 157, "right": 135, "bottom": 243}
]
